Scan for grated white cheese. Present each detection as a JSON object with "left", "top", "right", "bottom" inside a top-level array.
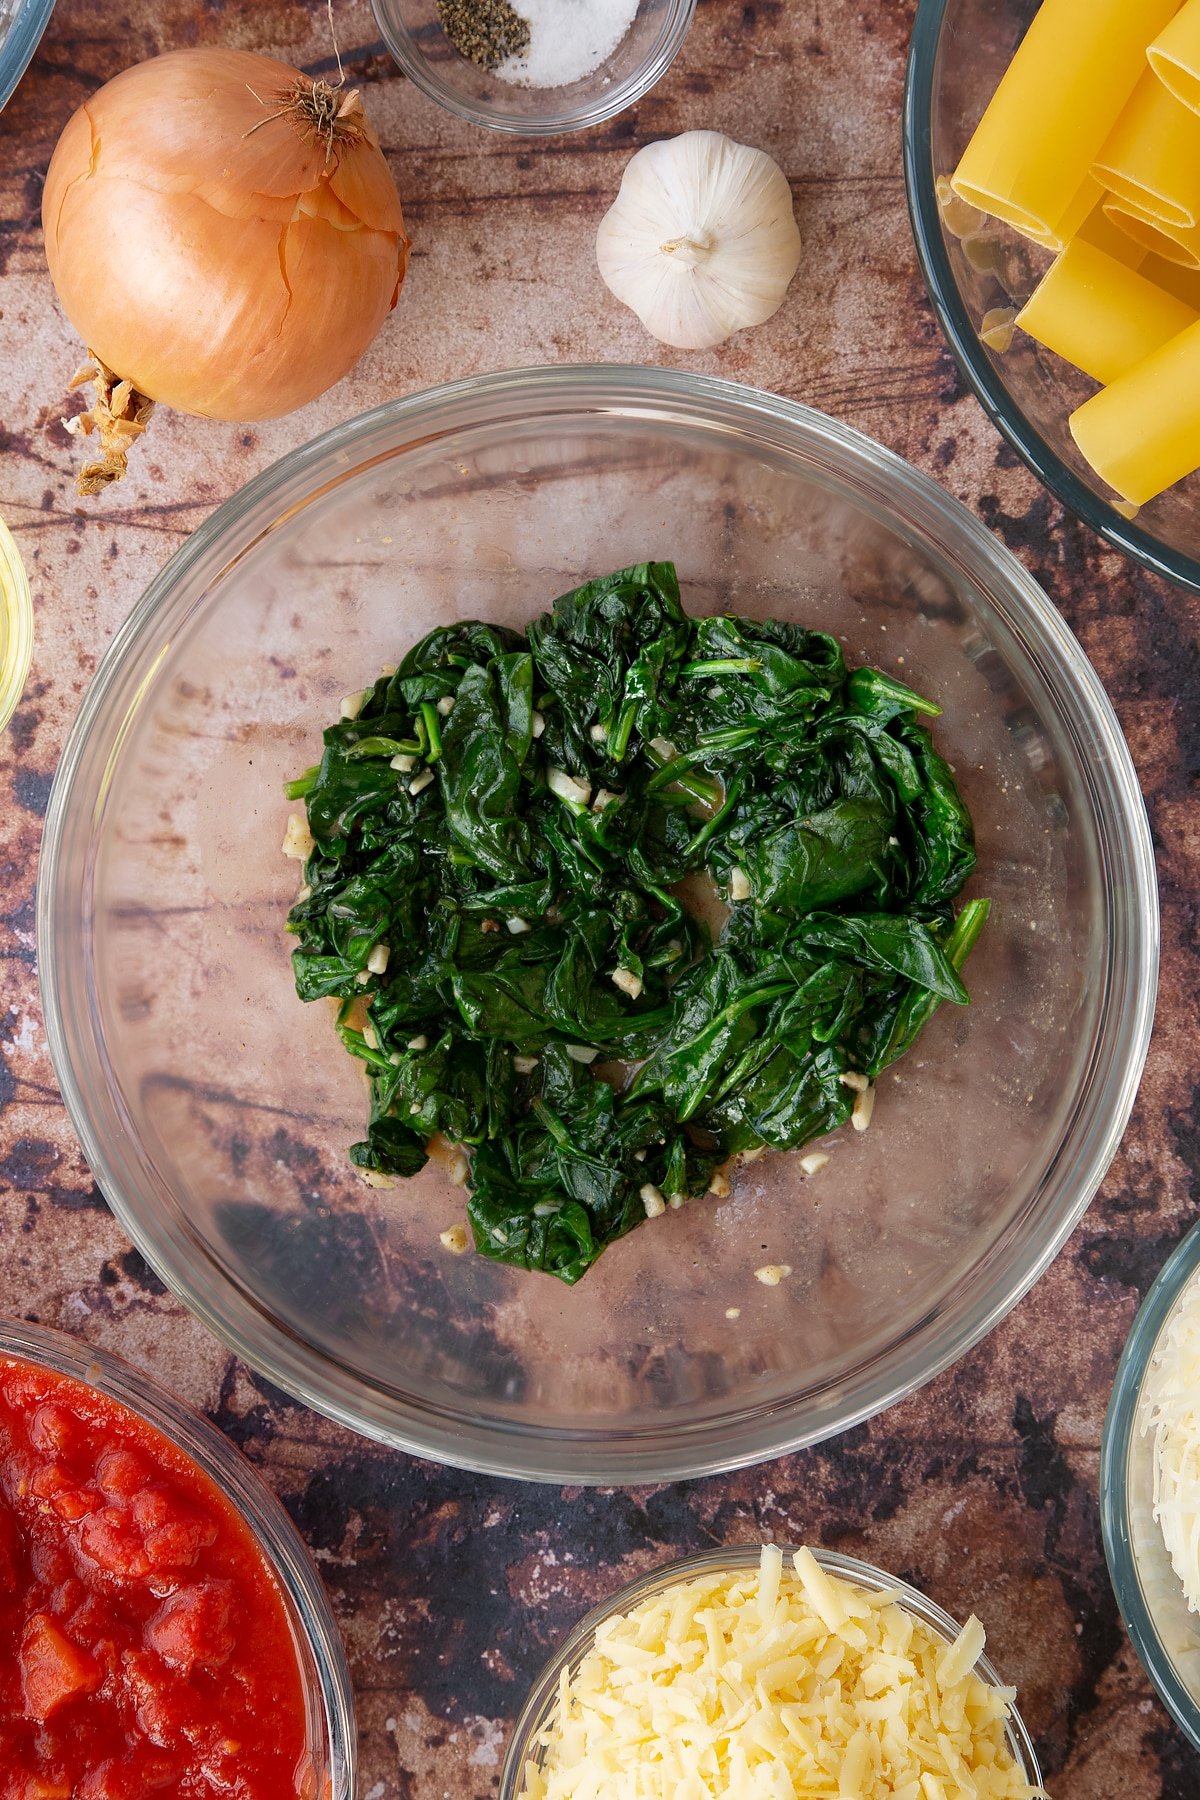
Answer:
[
  {"left": 1145, "top": 1264, "right": 1200, "bottom": 1612},
  {"left": 519, "top": 1547, "right": 1042, "bottom": 1800}
]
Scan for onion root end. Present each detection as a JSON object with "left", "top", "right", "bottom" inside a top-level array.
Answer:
[{"left": 63, "top": 354, "right": 155, "bottom": 497}]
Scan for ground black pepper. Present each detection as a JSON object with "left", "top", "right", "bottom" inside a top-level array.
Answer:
[{"left": 436, "top": 0, "right": 531, "bottom": 70}]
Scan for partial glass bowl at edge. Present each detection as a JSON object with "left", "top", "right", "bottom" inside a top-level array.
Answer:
[
  {"left": 498, "top": 1546, "right": 1043, "bottom": 1798},
  {"left": 1102, "top": 1220, "right": 1200, "bottom": 1751},
  {"left": 0, "top": 0, "right": 54, "bottom": 115},
  {"left": 905, "top": 0, "right": 1200, "bottom": 595},
  {"left": 38, "top": 364, "right": 1158, "bottom": 1484},
  {"left": 370, "top": 0, "right": 695, "bottom": 134},
  {"left": 0, "top": 513, "right": 32, "bottom": 732},
  {"left": 0, "top": 1318, "right": 355, "bottom": 1795}
]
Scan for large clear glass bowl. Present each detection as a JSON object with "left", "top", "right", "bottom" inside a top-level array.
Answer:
[
  {"left": 499, "top": 1545, "right": 1043, "bottom": 1797},
  {"left": 905, "top": 0, "right": 1200, "bottom": 595},
  {"left": 0, "top": 1317, "right": 356, "bottom": 1796},
  {"left": 1101, "top": 1220, "right": 1200, "bottom": 1751},
  {"left": 370, "top": 0, "right": 694, "bottom": 135},
  {"left": 38, "top": 365, "right": 1157, "bottom": 1483}
]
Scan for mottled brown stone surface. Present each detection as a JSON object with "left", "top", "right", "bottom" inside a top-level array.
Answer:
[{"left": 0, "top": 0, "right": 1196, "bottom": 1794}]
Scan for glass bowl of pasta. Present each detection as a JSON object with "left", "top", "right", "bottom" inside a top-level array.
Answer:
[
  {"left": 38, "top": 365, "right": 1156, "bottom": 1483},
  {"left": 906, "top": 0, "right": 1200, "bottom": 595}
]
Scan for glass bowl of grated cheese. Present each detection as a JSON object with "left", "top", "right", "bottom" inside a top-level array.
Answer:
[
  {"left": 370, "top": 0, "right": 695, "bottom": 135},
  {"left": 1102, "top": 1220, "right": 1200, "bottom": 1751},
  {"left": 500, "top": 1544, "right": 1045, "bottom": 1800}
]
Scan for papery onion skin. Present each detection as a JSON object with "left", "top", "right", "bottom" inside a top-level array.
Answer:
[{"left": 43, "top": 48, "right": 411, "bottom": 422}]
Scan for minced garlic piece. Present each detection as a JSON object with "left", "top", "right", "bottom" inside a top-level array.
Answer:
[
  {"left": 852, "top": 1084, "right": 876, "bottom": 1132},
  {"left": 520, "top": 1546, "right": 1040, "bottom": 1800},
  {"left": 754, "top": 1263, "right": 792, "bottom": 1286},
  {"left": 639, "top": 1184, "right": 666, "bottom": 1218},
  {"left": 439, "top": 1225, "right": 470, "bottom": 1254},
  {"left": 281, "top": 813, "right": 315, "bottom": 861}
]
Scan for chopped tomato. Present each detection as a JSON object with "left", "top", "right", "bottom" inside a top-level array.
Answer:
[
  {"left": 0, "top": 1358, "right": 310, "bottom": 1798},
  {"left": 21, "top": 1613, "right": 101, "bottom": 1720}
]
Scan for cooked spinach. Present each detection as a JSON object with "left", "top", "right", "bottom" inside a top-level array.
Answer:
[{"left": 286, "top": 562, "right": 989, "bottom": 1283}]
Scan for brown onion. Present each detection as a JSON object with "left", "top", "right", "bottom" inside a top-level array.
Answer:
[{"left": 42, "top": 47, "right": 410, "bottom": 459}]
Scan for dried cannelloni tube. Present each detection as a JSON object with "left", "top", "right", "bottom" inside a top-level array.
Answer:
[
  {"left": 1017, "top": 238, "right": 1197, "bottom": 384},
  {"left": 1149, "top": 0, "right": 1200, "bottom": 116},
  {"left": 1070, "top": 315, "right": 1200, "bottom": 502},
  {"left": 1093, "top": 70, "right": 1200, "bottom": 230},
  {"left": 951, "top": 0, "right": 1178, "bottom": 251}
]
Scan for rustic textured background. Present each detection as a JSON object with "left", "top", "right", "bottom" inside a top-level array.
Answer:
[{"left": 0, "top": 0, "right": 1196, "bottom": 1794}]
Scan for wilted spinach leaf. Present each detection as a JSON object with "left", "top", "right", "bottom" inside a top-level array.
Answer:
[{"left": 285, "top": 562, "right": 988, "bottom": 1283}]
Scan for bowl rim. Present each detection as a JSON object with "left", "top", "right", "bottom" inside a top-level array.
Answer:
[
  {"left": 1100, "top": 1218, "right": 1200, "bottom": 1751},
  {"left": 903, "top": 0, "right": 1200, "bottom": 599},
  {"left": 0, "top": 1316, "right": 357, "bottom": 1795},
  {"left": 497, "top": 1543, "right": 1044, "bottom": 1795},
  {"left": 0, "top": 0, "right": 54, "bottom": 115},
  {"left": 38, "top": 362, "right": 1159, "bottom": 1483},
  {"left": 369, "top": 0, "right": 697, "bottom": 135},
  {"left": 0, "top": 513, "right": 33, "bottom": 733}
]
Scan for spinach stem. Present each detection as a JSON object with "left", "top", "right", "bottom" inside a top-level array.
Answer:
[
  {"left": 681, "top": 657, "right": 763, "bottom": 677},
  {"left": 609, "top": 697, "right": 639, "bottom": 763},
  {"left": 284, "top": 767, "right": 319, "bottom": 800},
  {"left": 644, "top": 745, "right": 721, "bottom": 808},
  {"left": 421, "top": 702, "right": 443, "bottom": 762}
]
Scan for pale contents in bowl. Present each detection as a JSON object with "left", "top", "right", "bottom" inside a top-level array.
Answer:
[
  {"left": 519, "top": 1545, "right": 1045, "bottom": 1800},
  {"left": 1144, "top": 1264, "right": 1200, "bottom": 1613}
]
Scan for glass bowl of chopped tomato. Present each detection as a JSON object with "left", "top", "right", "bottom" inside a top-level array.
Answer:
[
  {"left": 0, "top": 1317, "right": 355, "bottom": 1800},
  {"left": 499, "top": 1544, "right": 1044, "bottom": 1800},
  {"left": 38, "top": 364, "right": 1157, "bottom": 1483},
  {"left": 906, "top": 0, "right": 1200, "bottom": 593},
  {"left": 1102, "top": 1219, "right": 1200, "bottom": 1753}
]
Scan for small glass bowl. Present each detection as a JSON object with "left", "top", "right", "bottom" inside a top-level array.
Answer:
[
  {"left": 0, "top": 1317, "right": 357, "bottom": 1798},
  {"left": 1101, "top": 1220, "right": 1200, "bottom": 1751},
  {"left": 0, "top": 515, "right": 33, "bottom": 732},
  {"left": 0, "top": 0, "right": 54, "bottom": 114},
  {"left": 370, "top": 0, "right": 695, "bottom": 134},
  {"left": 499, "top": 1545, "right": 1044, "bottom": 1798},
  {"left": 904, "top": 0, "right": 1200, "bottom": 594}
]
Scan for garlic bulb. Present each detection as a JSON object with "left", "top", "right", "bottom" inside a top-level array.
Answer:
[{"left": 596, "top": 131, "right": 801, "bottom": 350}]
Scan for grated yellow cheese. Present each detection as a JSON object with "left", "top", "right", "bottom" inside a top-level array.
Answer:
[{"left": 520, "top": 1547, "right": 1046, "bottom": 1800}]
